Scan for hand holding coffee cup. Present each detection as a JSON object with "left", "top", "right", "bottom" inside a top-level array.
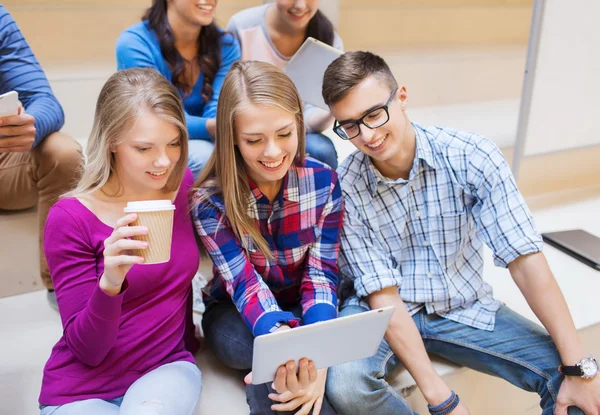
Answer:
[
  {"left": 123, "top": 200, "right": 175, "bottom": 264},
  {"left": 100, "top": 213, "right": 148, "bottom": 295}
]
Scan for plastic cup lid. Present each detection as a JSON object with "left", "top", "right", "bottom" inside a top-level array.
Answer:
[{"left": 123, "top": 200, "right": 175, "bottom": 213}]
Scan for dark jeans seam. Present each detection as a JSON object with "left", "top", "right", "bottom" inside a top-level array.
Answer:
[
  {"left": 421, "top": 333, "right": 559, "bottom": 401},
  {"left": 213, "top": 327, "right": 254, "bottom": 354}
]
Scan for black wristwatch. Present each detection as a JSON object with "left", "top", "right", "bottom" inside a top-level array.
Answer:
[{"left": 559, "top": 356, "right": 599, "bottom": 379}]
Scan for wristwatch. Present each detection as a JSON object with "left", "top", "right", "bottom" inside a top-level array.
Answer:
[{"left": 559, "top": 356, "right": 599, "bottom": 379}]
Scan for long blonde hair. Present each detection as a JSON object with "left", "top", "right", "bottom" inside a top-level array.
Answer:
[
  {"left": 65, "top": 68, "right": 189, "bottom": 197},
  {"left": 194, "top": 61, "right": 306, "bottom": 258}
]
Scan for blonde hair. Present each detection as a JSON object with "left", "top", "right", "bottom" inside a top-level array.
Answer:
[
  {"left": 65, "top": 68, "right": 189, "bottom": 197},
  {"left": 194, "top": 61, "right": 306, "bottom": 259}
]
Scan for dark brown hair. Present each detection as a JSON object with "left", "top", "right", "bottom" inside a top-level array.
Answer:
[
  {"left": 322, "top": 51, "right": 398, "bottom": 106},
  {"left": 306, "top": 9, "right": 335, "bottom": 46},
  {"left": 144, "top": 0, "right": 231, "bottom": 101}
]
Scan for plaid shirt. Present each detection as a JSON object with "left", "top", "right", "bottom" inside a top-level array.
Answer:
[
  {"left": 193, "top": 158, "right": 343, "bottom": 337},
  {"left": 337, "top": 123, "right": 543, "bottom": 331}
]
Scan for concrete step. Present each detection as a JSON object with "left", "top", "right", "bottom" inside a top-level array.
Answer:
[{"left": 0, "top": 208, "right": 40, "bottom": 298}]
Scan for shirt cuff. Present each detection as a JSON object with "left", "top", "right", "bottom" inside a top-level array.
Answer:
[
  {"left": 185, "top": 113, "right": 212, "bottom": 141},
  {"left": 354, "top": 269, "right": 402, "bottom": 299},
  {"left": 253, "top": 310, "right": 300, "bottom": 337},
  {"left": 88, "top": 279, "right": 129, "bottom": 320},
  {"left": 303, "top": 303, "right": 337, "bottom": 325},
  {"left": 494, "top": 237, "right": 543, "bottom": 268}
]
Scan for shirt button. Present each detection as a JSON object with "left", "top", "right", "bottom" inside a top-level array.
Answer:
[
  {"left": 409, "top": 182, "right": 413, "bottom": 189},
  {"left": 424, "top": 241, "right": 430, "bottom": 247},
  {"left": 427, "top": 273, "right": 433, "bottom": 279},
  {"left": 415, "top": 211, "right": 422, "bottom": 218}
]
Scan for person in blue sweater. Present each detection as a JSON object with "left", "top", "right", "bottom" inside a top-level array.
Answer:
[
  {"left": 0, "top": 5, "right": 83, "bottom": 309},
  {"left": 116, "top": 0, "right": 240, "bottom": 178}
]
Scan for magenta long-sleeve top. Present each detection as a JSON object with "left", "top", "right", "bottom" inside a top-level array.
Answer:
[{"left": 39, "top": 170, "right": 199, "bottom": 405}]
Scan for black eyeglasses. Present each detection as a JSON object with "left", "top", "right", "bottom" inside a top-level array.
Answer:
[{"left": 333, "top": 88, "right": 398, "bottom": 140}]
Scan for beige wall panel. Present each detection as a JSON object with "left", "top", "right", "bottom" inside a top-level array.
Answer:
[
  {"left": 10, "top": 8, "right": 146, "bottom": 67},
  {"left": 3, "top": 0, "right": 259, "bottom": 7},
  {"left": 342, "top": 0, "right": 532, "bottom": 5},
  {"left": 338, "top": 6, "right": 533, "bottom": 49},
  {"left": 516, "top": 145, "right": 600, "bottom": 197},
  {"left": 6, "top": 2, "right": 262, "bottom": 67},
  {"left": 383, "top": 46, "right": 525, "bottom": 107}
]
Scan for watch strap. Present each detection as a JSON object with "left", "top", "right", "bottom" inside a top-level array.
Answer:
[{"left": 560, "top": 364, "right": 583, "bottom": 376}]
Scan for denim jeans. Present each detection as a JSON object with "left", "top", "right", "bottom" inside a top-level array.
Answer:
[
  {"left": 187, "top": 139, "right": 214, "bottom": 179},
  {"left": 40, "top": 361, "right": 202, "bottom": 415},
  {"left": 202, "top": 301, "right": 337, "bottom": 415},
  {"left": 305, "top": 133, "right": 338, "bottom": 170},
  {"left": 326, "top": 305, "right": 585, "bottom": 415}
]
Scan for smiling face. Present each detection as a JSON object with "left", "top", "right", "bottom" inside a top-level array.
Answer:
[
  {"left": 274, "top": 0, "right": 319, "bottom": 30},
  {"left": 330, "top": 75, "right": 411, "bottom": 168},
  {"left": 167, "top": 0, "right": 217, "bottom": 28},
  {"left": 112, "top": 109, "right": 182, "bottom": 194},
  {"left": 234, "top": 103, "right": 299, "bottom": 192}
]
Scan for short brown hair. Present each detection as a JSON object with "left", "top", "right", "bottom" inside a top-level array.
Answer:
[{"left": 322, "top": 51, "right": 398, "bottom": 106}]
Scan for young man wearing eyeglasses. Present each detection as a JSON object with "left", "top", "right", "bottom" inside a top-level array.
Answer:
[{"left": 321, "top": 51, "right": 599, "bottom": 415}]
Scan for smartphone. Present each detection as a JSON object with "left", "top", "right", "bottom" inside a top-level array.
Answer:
[
  {"left": 542, "top": 229, "right": 600, "bottom": 271},
  {"left": 0, "top": 90, "right": 19, "bottom": 117}
]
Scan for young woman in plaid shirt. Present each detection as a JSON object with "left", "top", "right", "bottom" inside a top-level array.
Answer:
[{"left": 192, "top": 61, "right": 343, "bottom": 415}]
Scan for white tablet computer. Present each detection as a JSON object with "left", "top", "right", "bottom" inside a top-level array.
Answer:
[
  {"left": 251, "top": 305, "right": 395, "bottom": 385},
  {"left": 284, "top": 37, "right": 343, "bottom": 111}
]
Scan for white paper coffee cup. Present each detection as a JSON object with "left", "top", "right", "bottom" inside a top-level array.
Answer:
[{"left": 124, "top": 200, "right": 175, "bottom": 264}]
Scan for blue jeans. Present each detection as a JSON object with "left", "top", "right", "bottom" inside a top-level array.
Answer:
[
  {"left": 326, "top": 305, "right": 584, "bottom": 415},
  {"left": 187, "top": 139, "right": 214, "bottom": 179},
  {"left": 202, "top": 301, "right": 337, "bottom": 415},
  {"left": 40, "top": 361, "right": 202, "bottom": 414},
  {"left": 306, "top": 133, "right": 338, "bottom": 169}
]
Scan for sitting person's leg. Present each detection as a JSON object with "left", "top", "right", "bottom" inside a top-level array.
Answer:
[
  {"left": 187, "top": 139, "right": 214, "bottom": 179},
  {"left": 326, "top": 305, "right": 414, "bottom": 415},
  {"left": 0, "top": 151, "right": 38, "bottom": 210},
  {"left": 421, "top": 306, "right": 584, "bottom": 415},
  {"left": 119, "top": 361, "right": 202, "bottom": 414},
  {"left": 202, "top": 301, "right": 274, "bottom": 414},
  {"left": 31, "top": 131, "right": 83, "bottom": 291},
  {"left": 305, "top": 133, "right": 338, "bottom": 170},
  {"left": 40, "top": 398, "right": 121, "bottom": 415},
  {"left": 203, "top": 301, "right": 337, "bottom": 415}
]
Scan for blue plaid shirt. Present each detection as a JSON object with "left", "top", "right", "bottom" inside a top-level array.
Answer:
[{"left": 337, "top": 123, "right": 543, "bottom": 331}]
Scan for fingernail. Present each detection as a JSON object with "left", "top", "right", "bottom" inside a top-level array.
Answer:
[{"left": 141, "top": 242, "right": 148, "bottom": 246}]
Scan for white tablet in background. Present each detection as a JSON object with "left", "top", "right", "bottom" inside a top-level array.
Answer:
[
  {"left": 284, "top": 37, "right": 343, "bottom": 111},
  {"left": 251, "top": 305, "right": 395, "bottom": 385}
]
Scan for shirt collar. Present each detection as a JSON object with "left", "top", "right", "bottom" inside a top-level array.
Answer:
[
  {"left": 247, "top": 164, "right": 301, "bottom": 205},
  {"left": 413, "top": 123, "right": 436, "bottom": 171},
  {"left": 364, "top": 123, "right": 437, "bottom": 198}
]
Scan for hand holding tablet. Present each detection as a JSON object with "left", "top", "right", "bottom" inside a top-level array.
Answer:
[{"left": 251, "top": 306, "right": 395, "bottom": 385}]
